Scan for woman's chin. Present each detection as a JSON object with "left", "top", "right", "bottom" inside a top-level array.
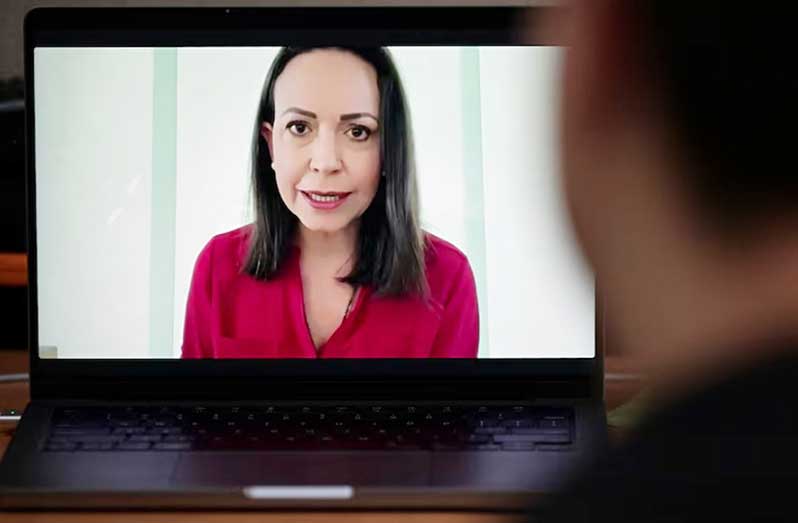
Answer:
[{"left": 298, "top": 217, "right": 351, "bottom": 235}]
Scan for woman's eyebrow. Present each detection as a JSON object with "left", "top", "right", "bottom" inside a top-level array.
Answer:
[
  {"left": 340, "top": 113, "right": 379, "bottom": 123},
  {"left": 281, "top": 107, "right": 317, "bottom": 119}
]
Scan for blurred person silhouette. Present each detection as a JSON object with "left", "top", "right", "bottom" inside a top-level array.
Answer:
[{"left": 529, "top": 0, "right": 798, "bottom": 520}]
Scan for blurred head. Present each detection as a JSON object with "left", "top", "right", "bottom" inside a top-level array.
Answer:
[
  {"left": 551, "top": 1, "right": 798, "bottom": 372},
  {"left": 245, "top": 46, "right": 427, "bottom": 297}
]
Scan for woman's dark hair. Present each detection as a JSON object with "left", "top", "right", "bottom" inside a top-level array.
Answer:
[{"left": 243, "top": 46, "right": 427, "bottom": 297}]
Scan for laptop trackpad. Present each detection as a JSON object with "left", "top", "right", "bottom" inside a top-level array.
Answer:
[{"left": 173, "top": 452, "right": 431, "bottom": 487}]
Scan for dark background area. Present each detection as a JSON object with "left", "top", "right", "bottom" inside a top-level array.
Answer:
[
  {"left": 1, "top": 79, "right": 26, "bottom": 253},
  {"left": 0, "top": 77, "right": 26, "bottom": 349}
]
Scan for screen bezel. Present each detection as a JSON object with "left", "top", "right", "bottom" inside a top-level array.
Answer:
[{"left": 24, "top": 6, "right": 604, "bottom": 401}]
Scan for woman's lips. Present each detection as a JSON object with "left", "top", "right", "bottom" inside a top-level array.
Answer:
[{"left": 300, "top": 190, "right": 352, "bottom": 210}]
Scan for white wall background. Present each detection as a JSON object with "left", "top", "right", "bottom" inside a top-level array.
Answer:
[
  {"left": 34, "top": 46, "right": 594, "bottom": 359},
  {"left": 35, "top": 48, "right": 154, "bottom": 359},
  {"left": 480, "top": 47, "right": 594, "bottom": 358}
]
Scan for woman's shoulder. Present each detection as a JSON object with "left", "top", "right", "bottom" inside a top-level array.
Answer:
[
  {"left": 205, "top": 224, "right": 252, "bottom": 252},
  {"left": 424, "top": 232, "right": 470, "bottom": 270},
  {"left": 423, "top": 232, "right": 474, "bottom": 300},
  {"left": 196, "top": 224, "right": 253, "bottom": 273}
]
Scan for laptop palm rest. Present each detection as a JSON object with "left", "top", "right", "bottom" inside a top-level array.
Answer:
[{"left": 172, "top": 452, "right": 431, "bottom": 487}]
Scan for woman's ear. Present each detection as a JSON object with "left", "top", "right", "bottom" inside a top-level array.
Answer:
[{"left": 261, "top": 122, "right": 274, "bottom": 159}]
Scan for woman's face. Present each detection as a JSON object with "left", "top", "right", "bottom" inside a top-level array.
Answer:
[{"left": 262, "top": 49, "right": 382, "bottom": 235}]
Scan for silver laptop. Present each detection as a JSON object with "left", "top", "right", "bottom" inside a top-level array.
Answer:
[{"left": 0, "top": 5, "right": 606, "bottom": 509}]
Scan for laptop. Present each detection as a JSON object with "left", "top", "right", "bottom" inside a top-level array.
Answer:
[{"left": 0, "top": 6, "right": 607, "bottom": 509}]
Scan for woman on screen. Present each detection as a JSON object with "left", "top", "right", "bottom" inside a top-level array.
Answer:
[{"left": 181, "top": 46, "right": 478, "bottom": 359}]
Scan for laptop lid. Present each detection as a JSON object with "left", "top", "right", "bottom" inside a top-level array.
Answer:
[{"left": 24, "top": 6, "right": 603, "bottom": 401}]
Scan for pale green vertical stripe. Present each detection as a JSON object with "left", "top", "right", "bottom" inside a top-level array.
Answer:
[
  {"left": 460, "top": 48, "right": 490, "bottom": 358},
  {"left": 149, "top": 48, "right": 178, "bottom": 358}
]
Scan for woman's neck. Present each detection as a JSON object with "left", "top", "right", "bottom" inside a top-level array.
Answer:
[{"left": 297, "top": 222, "right": 359, "bottom": 276}]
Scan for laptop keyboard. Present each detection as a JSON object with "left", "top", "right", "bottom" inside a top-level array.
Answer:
[{"left": 44, "top": 405, "right": 574, "bottom": 452}]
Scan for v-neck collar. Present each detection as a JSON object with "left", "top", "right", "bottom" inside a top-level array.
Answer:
[{"left": 288, "top": 246, "right": 369, "bottom": 358}]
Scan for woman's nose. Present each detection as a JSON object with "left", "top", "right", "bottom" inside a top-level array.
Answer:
[{"left": 309, "top": 129, "right": 342, "bottom": 174}]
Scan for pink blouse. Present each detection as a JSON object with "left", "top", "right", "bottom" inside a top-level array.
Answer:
[{"left": 181, "top": 226, "right": 479, "bottom": 358}]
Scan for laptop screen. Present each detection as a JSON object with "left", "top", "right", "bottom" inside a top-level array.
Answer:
[{"left": 32, "top": 43, "right": 594, "bottom": 361}]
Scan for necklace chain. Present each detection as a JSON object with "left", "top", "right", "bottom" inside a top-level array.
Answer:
[{"left": 344, "top": 286, "right": 358, "bottom": 318}]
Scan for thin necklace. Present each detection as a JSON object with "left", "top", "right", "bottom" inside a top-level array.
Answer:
[{"left": 344, "top": 286, "right": 358, "bottom": 318}]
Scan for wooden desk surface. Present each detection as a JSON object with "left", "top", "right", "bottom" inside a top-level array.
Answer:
[
  {"left": 0, "top": 253, "right": 27, "bottom": 287},
  {"left": 0, "top": 350, "right": 644, "bottom": 522}
]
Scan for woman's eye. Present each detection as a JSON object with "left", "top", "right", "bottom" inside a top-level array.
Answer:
[
  {"left": 287, "top": 121, "right": 311, "bottom": 136},
  {"left": 346, "top": 126, "right": 371, "bottom": 141}
]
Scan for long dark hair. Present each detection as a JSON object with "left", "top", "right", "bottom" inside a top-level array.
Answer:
[{"left": 243, "top": 46, "right": 427, "bottom": 297}]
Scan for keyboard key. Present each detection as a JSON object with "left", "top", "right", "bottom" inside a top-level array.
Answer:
[
  {"left": 146, "top": 427, "right": 182, "bottom": 435},
  {"left": 65, "top": 435, "right": 124, "bottom": 443},
  {"left": 501, "top": 419, "right": 534, "bottom": 429},
  {"left": 153, "top": 442, "right": 192, "bottom": 451},
  {"left": 470, "top": 444, "right": 502, "bottom": 451},
  {"left": 45, "top": 442, "right": 78, "bottom": 452},
  {"left": 128, "top": 435, "right": 164, "bottom": 442},
  {"left": 501, "top": 442, "right": 536, "bottom": 451},
  {"left": 537, "top": 443, "right": 574, "bottom": 451},
  {"left": 80, "top": 442, "right": 115, "bottom": 451},
  {"left": 540, "top": 418, "right": 570, "bottom": 429},
  {"left": 112, "top": 427, "right": 147, "bottom": 435},
  {"left": 163, "top": 434, "right": 194, "bottom": 443},
  {"left": 494, "top": 433, "right": 571, "bottom": 444},
  {"left": 467, "top": 434, "right": 492, "bottom": 444},
  {"left": 474, "top": 427, "right": 507, "bottom": 435},
  {"left": 117, "top": 442, "right": 152, "bottom": 451},
  {"left": 51, "top": 427, "right": 110, "bottom": 436},
  {"left": 510, "top": 428, "right": 570, "bottom": 436}
]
